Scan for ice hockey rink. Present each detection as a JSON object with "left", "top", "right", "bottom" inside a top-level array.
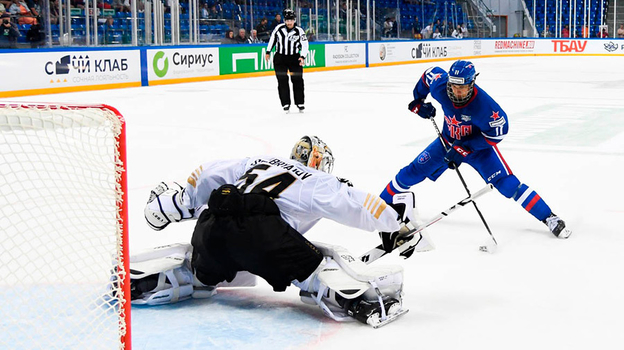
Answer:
[{"left": 7, "top": 55, "right": 624, "bottom": 349}]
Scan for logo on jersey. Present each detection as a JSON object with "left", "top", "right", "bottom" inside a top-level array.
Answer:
[
  {"left": 417, "top": 151, "right": 431, "bottom": 164},
  {"left": 288, "top": 34, "right": 301, "bottom": 42},
  {"left": 445, "top": 115, "right": 472, "bottom": 139},
  {"left": 488, "top": 111, "right": 506, "bottom": 128},
  {"left": 461, "top": 114, "right": 472, "bottom": 122},
  {"left": 340, "top": 254, "right": 355, "bottom": 263},
  {"left": 487, "top": 170, "right": 502, "bottom": 182},
  {"left": 424, "top": 68, "right": 442, "bottom": 86}
]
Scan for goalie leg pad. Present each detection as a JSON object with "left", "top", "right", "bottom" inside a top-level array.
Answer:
[
  {"left": 295, "top": 243, "right": 406, "bottom": 325},
  {"left": 130, "top": 243, "right": 214, "bottom": 305}
]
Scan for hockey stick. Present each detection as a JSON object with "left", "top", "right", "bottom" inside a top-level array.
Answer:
[
  {"left": 359, "top": 183, "right": 494, "bottom": 264},
  {"left": 430, "top": 117, "right": 498, "bottom": 253}
]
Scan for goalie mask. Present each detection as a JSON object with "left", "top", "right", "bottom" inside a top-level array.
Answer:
[
  {"left": 290, "top": 136, "right": 334, "bottom": 173},
  {"left": 446, "top": 60, "right": 478, "bottom": 106}
]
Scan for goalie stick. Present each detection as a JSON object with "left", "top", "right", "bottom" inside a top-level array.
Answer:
[{"left": 359, "top": 183, "right": 494, "bottom": 264}]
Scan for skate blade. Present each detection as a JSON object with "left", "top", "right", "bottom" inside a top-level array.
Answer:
[
  {"left": 368, "top": 308, "right": 409, "bottom": 329},
  {"left": 558, "top": 227, "right": 572, "bottom": 239}
]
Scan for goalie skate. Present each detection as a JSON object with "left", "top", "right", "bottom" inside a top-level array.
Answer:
[{"left": 348, "top": 298, "right": 409, "bottom": 329}]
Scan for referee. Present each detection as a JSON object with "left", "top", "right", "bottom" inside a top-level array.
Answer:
[{"left": 265, "top": 9, "right": 309, "bottom": 113}]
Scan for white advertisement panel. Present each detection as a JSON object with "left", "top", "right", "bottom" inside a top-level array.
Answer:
[
  {"left": 147, "top": 47, "right": 219, "bottom": 81},
  {"left": 481, "top": 38, "right": 624, "bottom": 56},
  {"left": 0, "top": 49, "right": 141, "bottom": 93},
  {"left": 368, "top": 40, "right": 473, "bottom": 65},
  {"left": 324, "top": 43, "right": 366, "bottom": 67}
]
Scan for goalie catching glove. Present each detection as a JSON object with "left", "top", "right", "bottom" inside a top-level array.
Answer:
[{"left": 144, "top": 182, "right": 195, "bottom": 230}]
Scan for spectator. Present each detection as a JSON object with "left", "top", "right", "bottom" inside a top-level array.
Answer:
[
  {"left": 71, "top": 0, "right": 85, "bottom": 9},
  {"left": 199, "top": 2, "right": 209, "bottom": 23},
  {"left": 305, "top": 26, "right": 315, "bottom": 42},
  {"left": 255, "top": 17, "right": 269, "bottom": 42},
  {"left": 269, "top": 13, "right": 281, "bottom": 31},
  {"left": 421, "top": 22, "right": 432, "bottom": 39},
  {"left": 48, "top": 0, "right": 59, "bottom": 24},
  {"left": 542, "top": 25, "right": 552, "bottom": 37},
  {"left": 97, "top": 0, "right": 112, "bottom": 9},
  {"left": 0, "top": 13, "right": 19, "bottom": 48},
  {"left": 561, "top": 24, "right": 569, "bottom": 38},
  {"left": 461, "top": 22, "right": 468, "bottom": 38},
  {"left": 440, "top": 20, "right": 448, "bottom": 37},
  {"left": 432, "top": 19, "right": 441, "bottom": 33},
  {"left": 390, "top": 16, "right": 398, "bottom": 37},
  {"left": 221, "top": 29, "right": 235, "bottom": 44},
  {"left": 235, "top": 27, "right": 247, "bottom": 43},
  {"left": 582, "top": 25, "right": 589, "bottom": 38},
  {"left": 451, "top": 24, "right": 462, "bottom": 39},
  {"left": 600, "top": 27, "right": 608, "bottom": 38},
  {"left": 618, "top": 24, "right": 624, "bottom": 38},
  {"left": 0, "top": 2, "right": 5, "bottom": 13},
  {"left": 383, "top": 17, "right": 392, "bottom": 38},
  {"left": 412, "top": 17, "right": 421, "bottom": 39},
  {"left": 432, "top": 28, "right": 441, "bottom": 39},
  {"left": 26, "top": 19, "right": 43, "bottom": 47},
  {"left": 8, "top": 0, "right": 37, "bottom": 25},
  {"left": 209, "top": 4, "right": 221, "bottom": 19},
  {"left": 113, "top": 0, "right": 130, "bottom": 13},
  {"left": 247, "top": 29, "right": 260, "bottom": 43}
]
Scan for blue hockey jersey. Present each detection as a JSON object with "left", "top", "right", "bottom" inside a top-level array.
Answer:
[{"left": 414, "top": 66, "right": 509, "bottom": 151}]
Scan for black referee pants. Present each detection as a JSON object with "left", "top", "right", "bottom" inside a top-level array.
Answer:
[{"left": 273, "top": 53, "right": 304, "bottom": 107}]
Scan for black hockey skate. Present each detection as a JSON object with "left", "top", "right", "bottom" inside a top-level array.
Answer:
[
  {"left": 347, "top": 298, "right": 408, "bottom": 329},
  {"left": 296, "top": 104, "right": 305, "bottom": 113},
  {"left": 542, "top": 213, "right": 572, "bottom": 239}
]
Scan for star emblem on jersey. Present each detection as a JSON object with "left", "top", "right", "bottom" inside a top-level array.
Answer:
[
  {"left": 445, "top": 115, "right": 461, "bottom": 126},
  {"left": 488, "top": 111, "right": 506, "bottom": 128},
  {"left": 432, "top": 73, "right": 441, "bottom": 81}
]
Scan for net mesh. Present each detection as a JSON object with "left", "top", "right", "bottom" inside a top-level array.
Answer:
[{"left": 0, "top": 103, "right": 128, "bottom": 350}]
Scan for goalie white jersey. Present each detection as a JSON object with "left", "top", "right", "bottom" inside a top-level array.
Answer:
[{"left": 184, "top": 155, "right": 401, "bottom": 234}]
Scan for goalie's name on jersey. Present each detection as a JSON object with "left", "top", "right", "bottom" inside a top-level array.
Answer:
[{"left": 251, "top": 157, "right": 314, "bottom": 180}]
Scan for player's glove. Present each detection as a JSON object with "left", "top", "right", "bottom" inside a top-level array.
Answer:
[
  {"left": 408, "top": 99, "right": 436, "bottom": 119},
  {"left": 444, "top": 140, "right": 471, "bottom": 169}
]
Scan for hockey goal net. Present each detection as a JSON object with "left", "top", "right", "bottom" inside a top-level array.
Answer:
[{"left": 0, "top": 103, "right": 131, "bottom": 349}]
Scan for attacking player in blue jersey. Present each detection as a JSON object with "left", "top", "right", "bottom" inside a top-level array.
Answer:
[{"left": 380, "top": 60, "right": 572, "bottom": 238}]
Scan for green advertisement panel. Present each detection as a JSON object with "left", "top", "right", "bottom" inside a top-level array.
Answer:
[{"left": 219, "top": 44, "right": 325, "bottom": 75}]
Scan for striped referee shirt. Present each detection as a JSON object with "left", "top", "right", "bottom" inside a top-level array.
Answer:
[{"left": 266, "top": 23, "right": 309, "bottom": 58}]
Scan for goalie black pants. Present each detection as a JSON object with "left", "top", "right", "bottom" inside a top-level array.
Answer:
[
  {"left": 273, "top": 53, "right": 305, "bottom": 107},
  {"left": 191, "top": 185, "right": 323, "bottom": 292}
]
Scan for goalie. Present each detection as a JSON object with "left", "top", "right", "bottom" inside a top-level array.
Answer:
[{"left": 132, "top": 136, "right": 430, "bottom": 327}]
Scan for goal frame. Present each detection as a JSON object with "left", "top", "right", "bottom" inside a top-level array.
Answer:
[{"left": 0, "top": 102, "right": 132, "bottom": 349}]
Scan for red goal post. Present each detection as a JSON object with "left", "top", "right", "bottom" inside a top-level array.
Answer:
[{"left": 0, "top": 103, "right": 131, "bottom": 349}]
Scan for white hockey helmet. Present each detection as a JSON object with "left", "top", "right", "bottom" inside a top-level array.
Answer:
[{"left": 290, "top": 136, "right": 334, "bottom": 173}]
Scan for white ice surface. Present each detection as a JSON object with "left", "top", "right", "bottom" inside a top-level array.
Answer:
[{"left": 7, "top": 56, "right": 624, "bottom": 350}]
